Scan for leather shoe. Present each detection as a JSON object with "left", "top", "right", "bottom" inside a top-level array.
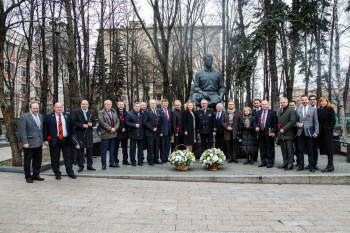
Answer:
[
  {"left": 138, "top": 163, "right": 143, "bottom": 166},
  {"left": 149, "top": 162, "right": 154, "bottom": 166},
  {"left": 258, "top": 163, "right": 267, "bottom": 167},
  {"left": 314, "top": 165, "right": 319, "bottom": 170},
  {"left": 278, "top": 164, "right": 287, "bottom": 169},
  {"left": 87, "top": 167, "right": 96, "bottom": 171},
  {"left": 309, "top": 168, "right": 315, "bottom": 173},
  {"left": 284, "top": 166, "right": 293, "bottom": 171},
  {"left": 296, "top": 167, "right": 304, "bottom": 171},
  {"left": 102, "top": 166, "right": 106, "bottom": 170},
  {"left": 132, "top": 164, "right": 137, "bottom": 166},
  {"left": 233, "top": 159, "right": 238, "bottom": 163},
  {"left": 69, "top": 174, "right": 77, "bottom": 179},
  {"left": 305, "top": 165, "right": 310, "bottom": 169},
  {"left": 55, "top": 175, "right": 61, "bottom": 180},
  {"left": 123, "top": 161, "right": 132, "bottom": 165},
  {"left": 321, "top": 166, "right": 334, "bottom": 172},
  {"left": 77, "top": 167, "right": 84, "bottom": 172},
  {"left": 26, "top": 177, "right": 33, "bottom": 183},
  {"left": 115, "top": 164, "right": 120, "bottom": 168},
  {"left": 109, "top": 164, "right": 118, "bottom": 167},
  {"left": 153, "top": 160, "right": 162, "bottom": 164},
  {"left": 32, "top": 176, "right": 44, "bottom": 181},
  {"left": 267, "top": 165, "right": 273, "bottom": 168}
]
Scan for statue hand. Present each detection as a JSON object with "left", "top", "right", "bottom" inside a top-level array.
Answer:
[{"left": 203, "top": 93, "right": 210, "bottom": 100}]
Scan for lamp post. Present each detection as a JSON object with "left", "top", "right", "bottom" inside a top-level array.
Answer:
[{"left": 49, "top": 18, "right": 66, "bottom": 103}]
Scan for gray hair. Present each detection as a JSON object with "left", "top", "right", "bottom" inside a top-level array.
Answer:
[
  {"left": 174, "top": 100, "right": 181, "bottom": 105},
  {"left": 104, "top": 100, "right": 112, "bottom": 105},
  {"left": 149, "top": 99, "right": 156, "bottom": 104},
  {"left": 216, "top": 103, "right": 223, "bottom": 108},
  {"left": 280, "top": 97, "right": 288, "bottom": 102},
  {"left": 201, "top": 99, "right": 208, "bottom": 104}
]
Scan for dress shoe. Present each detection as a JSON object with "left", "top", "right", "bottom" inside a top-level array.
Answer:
[
  {"left": 55, "top": 175, "right": 61, "bottom": 180},
  {"left": 233, "top": 159, "right": 238, "bottom": 163},
  {"left": 228, "top": 159, "right": 232, "bottom": 163},
  {"left": 26, "top": 178, "right": 33, "bottom": 183},
  {"left": 284, "top": 166, "right": 293, "bottom": 171},
  {"left": 77, "top": 167, "right": 84, "bottom": 172},
  {"left": 243, "top": 159, "right": 249, "bottom": 165},
  {"left": 32, "top": 176, "right": 44, "bottom": 181},
  {"left": 138, "top": 163, "right": 143, "bottom": 166},
  {"left": 153, "top": 160, "right": 162, "bottom": 164},
  {"left": 296, "top": 167, "right": 304, "bottom": 171},
  {"left": 102, "top": 166, "right": 106, "bottom": 170},
  {"left": 149, "top": 162, "right": 154, "bottom": 166},
  {"left": 115, "top": 164, "right": 120, "bottom": 168},
  {"left": 69, "top": 174, "right": 77, "bottom": 179},
  {"left": 258, "top": 163, "right": 267, "bottom": 167},
  {"left": 267, "top": 165, "right": 273, "bottom": 168},
  {"left": 321, "top": 166, "right": 334, "bottom": 172},
  {"left": 132, "top": 164, "right": 137, "bottom": 166},
  {"left": 309, "top": 168, "right": 315, "bottom": 173},
  {"left": 123, "top": 161, "right": 132, "bottom": 165},
  {"left": 314, "top": 165, "right": 319, "bottom": 170},
  {"left": 305, "top": 165, "right": 310, "bottom": 169},
  {"left": 109, "top": 164, "right": 118, "bottom": 167},
  {"left": 87, "top": 167, "right": 96, "bottom": 171},
  {"left": 278, "top": 164, "right": 287, "bottom": 169}
]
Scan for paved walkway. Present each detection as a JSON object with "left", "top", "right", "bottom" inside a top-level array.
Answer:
[{"left": 0, "top": 172, "right": 350, "bottom": 232}]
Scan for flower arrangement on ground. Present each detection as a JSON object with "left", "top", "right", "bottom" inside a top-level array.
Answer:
[
  {"left": 200, "top": 148, "right": 226, "bottom": 170},
  {"left": 169, "top": 149, "right": 195, "bottom": 170}
]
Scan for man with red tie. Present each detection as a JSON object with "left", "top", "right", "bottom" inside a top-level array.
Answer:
[
  {"left": 159, "top": 99, "right": 171, "bottom": 163},
  {"left": 43, "top": 102, "right": 77, "bottom": 180}
]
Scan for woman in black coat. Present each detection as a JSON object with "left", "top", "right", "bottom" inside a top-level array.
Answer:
[
  {"left": 182, "top": 101, "right": 197, "bottom": 152},
  {"left": 239, "top": 107, "right": 258, "bottom": 165},
  {"left": 317, "top": 97, "right": 336, "bottom": 172}
]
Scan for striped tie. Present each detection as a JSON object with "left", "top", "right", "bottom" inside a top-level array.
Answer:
[{"left": 58, "top": 115, "right": 63, "bottom": 139}]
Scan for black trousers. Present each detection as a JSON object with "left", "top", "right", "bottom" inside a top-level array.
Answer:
[
  {"left": 298, "top": 131, "right": 315, "bottom": 168},
  {"left": 23, "top": 147, "right": 42, "bottom": 179},
  {"left": 280, "top": 139, "right": 294, "bottom": 167},
  {"left": 49, "top": 137, "right": 74, "bottom": 176},
  {"left": 225, "top": 139, "right": 238, "bottom": 161},
  {"left": 130, "top": 139, "right": 144, "bottom": 165},
  {"left": 115, "top": 139, "right": 128, "bottom": 164},
  {"left": 173, "top": 135, "right": 184, "bottom": 151},
  {"left": 200, "top": 134, "right": 213, "bottom": 153},
  {"left": 147, "top": 135, "right": 160, "bottom": 162},
  {"left": 259, "top": 133, "right": 275, "bottom": 166},
  {"left": 215, "top": 133, "right": 225, "bottom": 152}
]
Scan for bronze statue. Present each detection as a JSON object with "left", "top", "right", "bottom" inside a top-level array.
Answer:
[{"left": 191, "top": 54, "right": 226, "bottom": 108}]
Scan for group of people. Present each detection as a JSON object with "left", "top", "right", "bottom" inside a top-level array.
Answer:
[{"left": 18, "top": 94, "right": 336, "bottom": 183}]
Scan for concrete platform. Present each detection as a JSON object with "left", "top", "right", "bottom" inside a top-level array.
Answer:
[{"left": 39, "top": 145, "right": 350, "bottom": 185}]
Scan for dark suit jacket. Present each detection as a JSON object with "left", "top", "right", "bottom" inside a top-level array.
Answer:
[
  {"left": 43, "top": 112, "right": 75, "bottom": 147},
  {"left": 72, "top": 108, "right": 97, "bottom": 148},
  {"left": 125, "top": 110, "right": 144, "bottom": 140},
  {"left": 221, "top": 110, "right": 242, "bottom": 141},
  {"left": 252, "top": 108, "right": 261, "bottom": 117},
  {"left": 172, "top": 109, "right": 183, "bottom": 135},
  {"left": 253, "top": 109, "right": 277, "bottom": 138},
  {"left": 196, "top": 108, "right": 216, "bottom": 134},
  {"left": 159, "top": 108, "right": 171, "bottom": 136},
  {"left": 215, "top": 110, "right": 224, "bottom": 134},
  {"left": 143, "top": 109, "right": 163, "bottom": 137},
  {"left": 19, "top": 112, "right": 44, "bottom": 148},
  {"left": 116, "top": 108, "right": 129, "bottom": 140}
]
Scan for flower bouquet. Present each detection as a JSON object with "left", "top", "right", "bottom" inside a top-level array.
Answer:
[
  {"left": 200, "top": 148, "right": 226, "bottom": 170},
  {"left": 169, "top": 145, "right": 195, "bottom": 171}
]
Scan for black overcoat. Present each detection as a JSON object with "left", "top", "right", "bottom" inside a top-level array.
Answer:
[
  {"left": 317, "top": 106, "right": 336, "bottom": 155},
  {"left": 72, "top": 108, "right": 97, "bottom": 148},
  {"left": 182, "top": 110, "right": 198, "bottom": 145}
]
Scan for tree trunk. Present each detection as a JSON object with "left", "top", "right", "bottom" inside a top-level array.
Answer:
[{"left": 40, "top": 1, "right": 48, "bottom": 116}]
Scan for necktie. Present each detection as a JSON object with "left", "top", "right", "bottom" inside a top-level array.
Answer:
[
  {"left": 108, "top": 111, "right": 114, "bottom": 127},
  {"left": 83, "top": 110, "right": 87, "bottom": 121},
  {"left": 153, "top": 109, "right": 156, "bottom": 115},
  {"left": 204, "top": 109, "right": 206, "bottom": 114},
  {"left": 261, "top": 111, "right": 266, "bottom": 130},
  {"left": 217, "top": 112, "right": 220, "bottom": 121},
  {"left": 34, "top": 114, "right": 40, "bottom": 129},
  {"left": 164, "top": 109, "right": 169, "bottom": 121},
  {"left": 121, "top": 110, "right": 123, "bottom": 117},
  {"left": 304, "top": 107, "right": 306, "bottom": 118},
  {"left": 58, "top": 115, "right": 63, "bottom": 139}
]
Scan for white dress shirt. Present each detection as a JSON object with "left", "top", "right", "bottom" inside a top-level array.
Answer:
[{"left": 55, "top": 113, "right": 68, "bottom": 137}]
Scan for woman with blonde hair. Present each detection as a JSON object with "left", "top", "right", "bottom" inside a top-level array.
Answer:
[
  {"left": 239, "top": 107, "right": 258, "bottom": 165},
  {"left": 317, "top": 97, "right": 336, "bottom": 172},
  {"left": 182, "top": 101, "right": 198, "bottom": 152}
]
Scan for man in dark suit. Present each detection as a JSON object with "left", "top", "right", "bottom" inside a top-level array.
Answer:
[
  {"left": 308, "top": 94, "right": 319, "bottom": 170},
  {"left": 72, "top": 100, "right": 97, "bottom": 172},
  {"left": 115, "top": 100, "right": 130, "bottom": 165},
  {"left": 254, "top": 100, "right": 277, "bottom": 168},
  {"left": 296, "top": 95, "right": 319, "bottom": 173},
  {"left": 19, "top": 102, "right": 44, "bottom": 183},
  {"left": 140, "top": 102, "right": 148, "bottom": 151},
  {"left": 215, "top": 103, "right": 225, "bottom": 152},
  {"left": 172, "top": 100, "right": 183, "bottom": 150},
  {"left": 159, "top": 99, "right": 172, "bottom": 163},
  {"left": 43, "top": 102, "right": 77, "bottom": 180},
  {"left": 125, "top": 102, "right": 145, "bottom": 166},
  {"left": 196, "top": 99, "right": 216, "bottom": 153},
  {"left": 221, "top": 100, "right": 241, "bottom": 163},
  {"left": 289, "top": 100, "right": 299, "bottom": 166},
  {"left": 252, "top": 99, "right": 261, "bottom": 162},
  {"left": 143, "top": 99, "right": 163, "bottom": 166}
]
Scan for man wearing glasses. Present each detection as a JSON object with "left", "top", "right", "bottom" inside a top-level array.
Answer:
[{"left": 308, "top": 95, "right": 319, "bottom": 170}]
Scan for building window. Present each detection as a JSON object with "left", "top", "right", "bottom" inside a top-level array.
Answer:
[
  {"left": 146, "top": 50, "right": 150, "bottom": 55},
  {"left": 5, "top": 43, "right": 14, "bottom": 56},
  {"left": 35, "top": 71, "right": 40, "bottom": 82},
  {"left": 197, "top": 31, "right": 202, "bottom": 37},
  {"left": 121, "top": 33, "right": 126, "bottom": 39},
  {"left": 198, "top": 40, "right": 203, "bottom": 46},
  {"left": 122, "top": 96, "right": 127, "bottom": 102},
  {"left": 145, "top": 41, "right": 150, "bottom": 47},
  {"left": 21, "top": 50, "right": 28, "bottom": 61},
  {"left": 21, "top": 84, "right": 26, "bottom": 94},
  {"left": 156, "top": 95, "right": 162, "bottom": 100},
  {"left": 21, "top": 66, "right": 26, "bottom": 77},
  {"left": 35, "top": 87, "right": 40, "bottom": 98},
  {"left": 6, "top": 99, "right": 11, "bottom": 106},
  {"left": 209, "top": 49, "right": 214, "bottom": 54},
  {"left": 4, "top": 61, "right": 14, "bottom": 75}
]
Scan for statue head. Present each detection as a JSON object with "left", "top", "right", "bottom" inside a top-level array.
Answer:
[{"left": 203, "top": 54, "right": 213, "bottom": 68}]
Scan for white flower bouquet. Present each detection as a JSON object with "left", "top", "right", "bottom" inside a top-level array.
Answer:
[
  {"left": 169, "top": 149, "right": 195, "bottom": 170},
  {"left": 200, "top": 148, "right": 226, "bottom": 169}
]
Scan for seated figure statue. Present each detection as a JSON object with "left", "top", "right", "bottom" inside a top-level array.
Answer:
[{"left": 191, "top": 54, "right": 226, "bottom": 109}]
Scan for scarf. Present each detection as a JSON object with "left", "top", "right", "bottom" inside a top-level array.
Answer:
[
  {"left": 227, "top": 108, "right": 235, "bottom": 124},
  {"left": 244, "top": 114, "right": 252, "bottom": 128}
]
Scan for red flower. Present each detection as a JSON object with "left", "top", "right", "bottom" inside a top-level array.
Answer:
[
  {"left": 137, "top": 114, "right": 140, "bottom": 117},
  {"left": 47, "top": 136, "right": 51, "bottom": 140},
  {"left": 307, "top": 114, "right": 310, "bottom": 117},
  {"left": 156, "top": 118, "right": 159, "bottom": 121},
  {"left": 259, "top": 118, "right": 262, "bottom": 121},
  {"left": 238, "top": 115, "right": 241, "bottom": 117},
  {"left": 120, "top": 116, "right": 124, "bottom": 121},
  {"left": 225, "top": 122, "right": 227, "bottom": 124},
  {"left": 176, "top": 127, "right": 179, "bottom": 131},
  {"left": 277, "top": 124, "right": 281, "bottom": 127},
  {"left": 90, "top": 114, "right": 92, "bottom": 117}
]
